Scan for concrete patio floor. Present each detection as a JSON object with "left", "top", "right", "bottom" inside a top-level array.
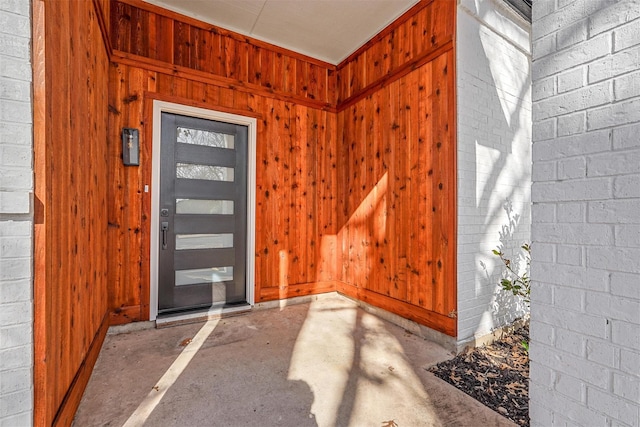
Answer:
[{"left": 73, "top": 295, "right": 516, "bottom": 427}]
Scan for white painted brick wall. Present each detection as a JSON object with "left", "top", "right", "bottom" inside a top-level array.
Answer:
[
  {"left": 0, "top": 0, "right": 33, "bottom": 425},
  {"left": 531, "top": 0, "right": 640, "bottom": 426},
  {"left": 456, "top": 0, "right": 532, "bottom": 345}
]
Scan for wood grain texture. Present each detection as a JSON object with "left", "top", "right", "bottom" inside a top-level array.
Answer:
[
  {"left": 109, "top": 305, "right": 143, "bottom": 325},
  {"left": 51, "top": 314, "right": 109, "bottom": 427},
  {"left": 93, "top": 0, "right": 112, "bottom": 57},
  {"left": 33, "top": 1, "right": 111, "bottom": 425},
  {"left": 107, "top": 0, "right": 456, "bottom": 337},
  {"left": 335, "top": 0, "right": 457, "bottom": 336},
  {"left": 337, "top": 282, "right": 455, "bottom": 336},
  {"left": 115, "top": 0, "right": 332, "bottom": 67},
  {"left": 111, "top": 0, "right": 335, "bottom": 107},
  {"left": 110, "top": 51, "right": 334, "bottom": 112},
  {"left": 258, "top": 281, "right": 338, "bottom": 301},
  {"left": 108, "top": 1, "right": 341, "bottom": 312},
  {"left": 30, "top": 2, "right": 457, "bottom": 424},
  {"left": 108, "top": 66, "right": 338, "bottom": 312},
  {"left": 335, "top": 0, "right": 454, "bottom": 106}
]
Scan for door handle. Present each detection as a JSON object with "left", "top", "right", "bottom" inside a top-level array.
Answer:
[{"left": 161, "top": 222, "right": 169, "bottom": 250}]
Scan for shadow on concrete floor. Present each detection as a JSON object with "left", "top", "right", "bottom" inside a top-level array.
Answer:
[{"left": 74, "top": 295, "right": 516, "bottom": 427}]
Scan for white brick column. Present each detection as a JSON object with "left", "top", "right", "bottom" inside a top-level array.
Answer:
[
  {"left": 456, "top": 0, "right": 532, "bottom": 347},
  {"left": 0, "top": 0, "right": 34, "bottom": 425},
  {"left": 530, "top": 0, "right": 640, "bottom": 425}
]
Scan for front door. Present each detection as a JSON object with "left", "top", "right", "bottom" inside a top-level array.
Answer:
[{"left": 158, "top": 112, "right": 248, "bottom": 315}]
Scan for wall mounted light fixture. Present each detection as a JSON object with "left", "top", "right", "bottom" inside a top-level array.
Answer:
[{"left": 122, "top": 128, "right": 140, "bottom": 166}]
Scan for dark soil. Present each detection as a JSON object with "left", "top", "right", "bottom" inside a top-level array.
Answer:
[{"left": 429, "top": 325, "right": 529, "bottom": 426}]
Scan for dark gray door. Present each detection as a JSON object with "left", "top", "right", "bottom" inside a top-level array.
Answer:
[{"left": 159, "top": 112, "right": 248, "bottom": 314}]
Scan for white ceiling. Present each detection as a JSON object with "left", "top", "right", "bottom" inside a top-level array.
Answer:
[{"left": 143, "top": 0, "right": 420, "bottom": 64}]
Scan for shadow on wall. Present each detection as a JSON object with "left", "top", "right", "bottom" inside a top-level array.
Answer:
[
  {"left": 457, "top": 0, "right": 532, "bottom": 342},
  {"left": 480, "top": 199, "right": 530, "bottom": 321}
]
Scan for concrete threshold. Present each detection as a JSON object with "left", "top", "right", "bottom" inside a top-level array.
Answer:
[
  {"left": 75, "top": 294, "right": 516, "bottom": 427},
  {"left": 155, "top": 304, "right": 253, "bottom": 329}
]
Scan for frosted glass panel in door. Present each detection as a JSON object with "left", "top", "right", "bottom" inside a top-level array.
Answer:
[
  {"left": 175, "top": 199, "right": 234, "bottom": 215},
  {"left": 177, "top": 127, "right": 235, "bottom": 149},
  {"left": 175, "top": 233, "right": 234, "bottom": 250},
  {"left": 176, "top": 163, "right": 235, "bottom": 181},
  {"left": 175, "top": 267, "right": 234, "bottom": 286}
]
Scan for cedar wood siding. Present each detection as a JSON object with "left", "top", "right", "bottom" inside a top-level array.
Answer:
[
  {"left": 32, "top": 1, "right": 455, "bottom": 424},
  {"left": 108, "top": 0, "right": 456, "bottom": 335},
  {"left": 33, "top": 1, "right": 111, "bottom": 425}
]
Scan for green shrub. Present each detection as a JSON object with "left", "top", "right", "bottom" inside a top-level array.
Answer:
[{"left": 492, "top": 243, "right": 531, "bottom": 306}]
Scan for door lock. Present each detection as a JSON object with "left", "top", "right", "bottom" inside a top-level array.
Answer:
[
  {"left": 161, "top": 222, "right": 169, "bottom": 250},
  {"left": 160, "top": 208, "right": 169, "bottom": 217}
]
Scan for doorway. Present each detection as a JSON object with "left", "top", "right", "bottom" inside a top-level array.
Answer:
[{"left": 151, "top": 101, "right": 256, "bottom": 319}]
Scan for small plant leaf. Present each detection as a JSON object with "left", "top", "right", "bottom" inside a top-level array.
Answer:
[{"left": 493, "top": 242, "right": 531, "bottom": 307}]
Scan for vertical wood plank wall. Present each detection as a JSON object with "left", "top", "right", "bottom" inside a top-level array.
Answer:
[
  {"left": 30, "top": 1, "right": 455, "bottom": 425},
  {"left": 108, "top": 0, "right": 338, "bottom": 324},
  {"left": 107, "top": 0, "right": 456, "bottom": 336},
  {"left": 336, "top": 0, "right": 457, "bottom": 335},
  {"left": 33, "top": 0, "right": 111, "bottom": 425}
]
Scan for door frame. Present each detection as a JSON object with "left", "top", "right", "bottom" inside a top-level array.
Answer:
[{"left": 150, "top": 100, "right": 257, "bottom": 320}]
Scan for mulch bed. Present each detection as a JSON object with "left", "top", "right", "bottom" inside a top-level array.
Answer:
[{"left": 429, "top": 325, "right": 529, "bottom": 426}]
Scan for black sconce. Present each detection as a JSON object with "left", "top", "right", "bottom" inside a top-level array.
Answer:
[{"left": 122, "top": 128, "right": 140, "bottom": 166}]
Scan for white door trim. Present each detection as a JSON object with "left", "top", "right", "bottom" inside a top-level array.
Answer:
[{"left": 150, "top": 100, "right": 257, "bottom": 321}]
